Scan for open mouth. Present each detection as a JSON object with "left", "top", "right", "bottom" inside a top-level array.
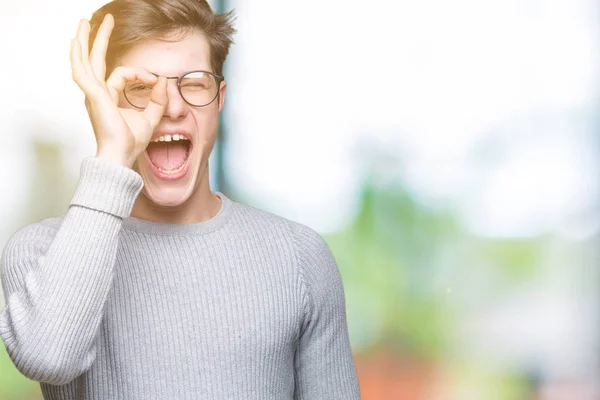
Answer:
[{"left": 146, "top": 135, "right": 192, "bottom": 176}]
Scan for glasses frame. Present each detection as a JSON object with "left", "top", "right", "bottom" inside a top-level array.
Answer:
[{"left": 124, "top": 70, "right": 225, "bottom": 110}]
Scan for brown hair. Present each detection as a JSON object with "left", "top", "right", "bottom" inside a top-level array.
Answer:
[{"left": 88, "top": 0, "right": 236, "bottom": 79}]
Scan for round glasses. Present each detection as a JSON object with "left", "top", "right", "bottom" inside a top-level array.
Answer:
[{"left": 124, "top": 70, "right": 224, "bottom": 109}]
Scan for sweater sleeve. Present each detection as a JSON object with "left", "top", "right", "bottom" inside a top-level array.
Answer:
[
  {"left": 290, "top": 222, "right": 361, "bottom": 400},
  {"left": 0, "top": 156, "right": 143, "bottom": 385}
]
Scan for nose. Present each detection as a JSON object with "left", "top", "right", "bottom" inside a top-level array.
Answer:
[{"left": 163, "top": 78, "right": 188, "bottom": 120}]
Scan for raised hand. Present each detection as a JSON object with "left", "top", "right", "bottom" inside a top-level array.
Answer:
[{"left": 70, "top": 14, "right": 168, "bottom": 168}]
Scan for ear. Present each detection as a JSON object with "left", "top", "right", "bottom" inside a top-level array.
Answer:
[{"left": 218, "top": 80, "right": 227, "bottom": 112}]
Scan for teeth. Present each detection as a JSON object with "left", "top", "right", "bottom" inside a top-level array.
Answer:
[
  {"left": 157, "top": 160, "right": 187, "bottom": 175},
  {"left": 151, "top": 134, "right": 189, "bottom": 143}
]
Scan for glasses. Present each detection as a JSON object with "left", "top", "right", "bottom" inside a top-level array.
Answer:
[{"left": 124, "top": 70, "right": 224, "bottom": 109}]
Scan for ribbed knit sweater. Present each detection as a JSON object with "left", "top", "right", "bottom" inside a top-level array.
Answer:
[{"left": 0, "top": 156, "right": 360, "bottom": 399}]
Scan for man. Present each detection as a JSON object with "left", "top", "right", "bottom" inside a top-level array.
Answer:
[{"left": 0, "top": 0, "right": 360, "bottom": 399}]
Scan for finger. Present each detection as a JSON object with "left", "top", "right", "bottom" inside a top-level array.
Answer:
[
  {"left": 70, "top": 38, "right": 103, "bottom": 99},
  {"left": 76, "top": 19, "right": 95, "bottom": 77},
  {"left": 105, "top": 66, "right": 158, "bottom": 103},
  {"left": 76, "top": 19, "right": 89, "bottom": 58},
  {"left": 143, "top": 76, "right": 168, "bottom": 129},
  {"left": 90, "top": 14, "right": 114, "bottom": 81}
]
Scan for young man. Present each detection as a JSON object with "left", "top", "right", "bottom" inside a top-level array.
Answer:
[{"left": 0, "top": 0, "right": 360, "bottom": 399}]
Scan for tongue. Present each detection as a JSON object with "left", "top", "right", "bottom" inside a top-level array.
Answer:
[{"left": 147, "top": 141, "right": 188, "bottom": 171}]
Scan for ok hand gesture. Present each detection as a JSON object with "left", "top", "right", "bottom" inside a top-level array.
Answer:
[{"left": 70, "top": 14, "right": 168, "bottom": 168}]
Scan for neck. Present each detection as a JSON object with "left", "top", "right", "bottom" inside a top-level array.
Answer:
[{"left": 130, "top": 167, "right": 221, "bottom": 225}]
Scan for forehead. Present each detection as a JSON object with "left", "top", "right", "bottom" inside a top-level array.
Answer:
[{"left": 118, "top": 31, "right": 211, "bottom": 76}]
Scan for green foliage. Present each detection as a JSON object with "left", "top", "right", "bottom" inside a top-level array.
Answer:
[
  {"left": 475, "top": 240, "right": 543, "bottom": 281},
  {"left": 326, "top": 179, "right": 544, "bottom": 360},
  {"left": 0, "top": 345, "right": 40, "bottom": 400},
  {"left": 326, "top": 181, "right": 459, "bottom": 357}
]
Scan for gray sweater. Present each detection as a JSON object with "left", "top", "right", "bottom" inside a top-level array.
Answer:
[{"left": 0, "top": 156, "right": 360, "bottom": 399}]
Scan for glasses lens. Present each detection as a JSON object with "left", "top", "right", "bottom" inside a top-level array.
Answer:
[
  {"left": 124, "top": 82, "right": 153, "bottom": 109},
  {"left": 179, "top": 71, "right": 218, "bottom": 107}
]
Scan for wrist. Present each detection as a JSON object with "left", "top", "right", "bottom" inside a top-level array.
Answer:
[{"left": 96, "top": 147, "right": 133, "bottom": 168}]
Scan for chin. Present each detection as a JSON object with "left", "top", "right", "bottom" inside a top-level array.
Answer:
[{"left": 141, "top": 185, "right": 195, "bottom": 208}]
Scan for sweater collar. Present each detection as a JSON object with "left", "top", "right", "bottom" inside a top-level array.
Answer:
[{"left": 121, "top": 191, "right": 233, "bottom": 235}]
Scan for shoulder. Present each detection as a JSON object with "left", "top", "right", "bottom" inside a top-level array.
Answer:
[
  {"left": 231, "top": 199, "right": 337, "bottom": 272},
  {"left": 244, "top": 208, "right": 346, "bottom": 314},
  {"left": 282, "top": 218, "right": 345, "bottom": 308},
  {"left": 286, "top": 219, "right": 335, "bottom": 270},
  {"left": 231, "top": 200, "right": 331, "bottom": 258}
]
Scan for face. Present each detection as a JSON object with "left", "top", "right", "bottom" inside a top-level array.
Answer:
[{"left": 117, "top": 31, "right": 226, "bottom": 208}]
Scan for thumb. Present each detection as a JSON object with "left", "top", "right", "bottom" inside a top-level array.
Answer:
[{"left": 143, "top": 76, "right": 168, "bottom": 129}]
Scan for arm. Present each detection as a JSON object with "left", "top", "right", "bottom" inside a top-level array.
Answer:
[
  {"left": 291, "top": 223, "right": 361, "bottom": 400},
  {"left": 0, "top": 156, "right": 143, "bottom": 385}
]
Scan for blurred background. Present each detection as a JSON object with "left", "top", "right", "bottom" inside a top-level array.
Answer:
[{"left": 1, "top": 0, "right": 600, "bottom": 399}]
